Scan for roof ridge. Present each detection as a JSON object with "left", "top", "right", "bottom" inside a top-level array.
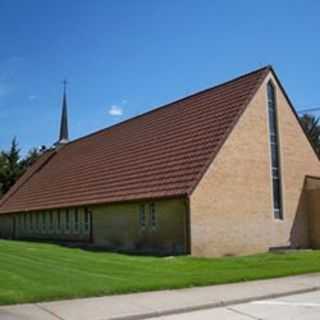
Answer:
[
  {"left": 65, "top": 65, "right": 272, "bottom": 147},
  {"left": 268, "top": 67, "right": 320, "bottom": 161},
  {"left": 187, "top": 66, "right": 270, "bottom": 195},
  {"left": 0, "top": 65, "right": 273, "bottom": 214}
]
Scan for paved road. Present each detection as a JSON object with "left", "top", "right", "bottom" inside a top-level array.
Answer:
[{"left": 148, "top": 291, "right": 320, "bottom": 320}]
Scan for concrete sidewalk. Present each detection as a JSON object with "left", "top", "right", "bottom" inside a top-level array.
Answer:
[{"left": 1, "top": 273, "right": 320, "bottom": 320}]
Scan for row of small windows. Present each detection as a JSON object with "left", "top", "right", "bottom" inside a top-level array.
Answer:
[
  {"left": 139, "top": 203, "right": 157, "bottom": 229},
  {"left": 17, "top": 208, "right": 92, "bottom": 234}
]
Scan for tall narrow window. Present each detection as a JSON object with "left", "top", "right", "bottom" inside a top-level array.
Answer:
[
  {"left": 26, "top": 214, "right": 30, "bottom": 233},
  {"left": 49, "top": 211, "right": 54, "bottom": 232},
  {"left": 84, "top": 207, "right": 90, "bottom": 233},
  {"left": 29, "top": 213, "right": 33, "bottom": 232},
  {"left": 74, "top": 208, "right": 79, "bottom": 233},
  {"left": 36, "top": 214, "right": 40, "bottom": 232},
  {"left": 149, "top": 203, "right": 157, "bottom": 228},
  {"left": 42, "top": 212, "right": 46, "bottom": 233},
  {"left": 57, "top": 209, "right": 61, "bottom": 232},
  {"left": 267, "top": 82, "right": 283, "bottom": 219},
  {"left": 19, "top": 214, "right": 23, "bottom": 231},
  {"left": 65, "top": 209, "right": 70, "bottom": 231},
  {"left": 24, "top": 214, "right": 27, "bottom": 231},
  {"left": 139, "top": 205, "right": 146, "bottom": 228}
]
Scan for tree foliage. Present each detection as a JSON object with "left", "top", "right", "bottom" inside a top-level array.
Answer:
[
  {"left": 300, "top": 114, "right": 320, "bottom": 155},
  {"left": 0, "top": 139, "right": 46, "bottom": 198}
]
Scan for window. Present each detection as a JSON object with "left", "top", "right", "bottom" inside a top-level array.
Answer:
[
  {"left": 49, "top": 211, "right": 54, "bottom": 232},
  {"left": 74, "top": 208, "right": 79, "bottom": 233},
  {"left": 57, "top": 209, "right": 61, "bottom": 232},
  {"left": 65, "top": 209, "right": 70, "bottom": 232},
  {"left": 19, "top": 214, "right": 23, "bottom": 231},
  {"left": 42, "top": 212, "right": 46, "bottom": 233},
  {"left": 84, "top": 208, "right": 90, "bottom": 233},
  {"left": 149, "top": 203, "right": 157, "bottom": 228},
  {"left": 25, "top": 214, "right": 29, "bottom": 232},
  {"left": 18, "top": 214, "right": 21, "bottom": 229},
  {"left": 36, "top": 214, "right": 40, "bottom": 232},
  {"left": 24, "top": 214, "right": 27, "bottom": 231},
  {"left": 139, "top": 205, "right": 146, "bottom": 228},
  {"left": 267, "top": 82, "right": 283, "bottom": 219},
  {"left": 29, "top": 213, "right": 33, "bottom": 232}
]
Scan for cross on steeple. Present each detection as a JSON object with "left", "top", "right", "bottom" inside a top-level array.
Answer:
[{"left": 56, "top": 79, "right": 69, "bottom": 146}]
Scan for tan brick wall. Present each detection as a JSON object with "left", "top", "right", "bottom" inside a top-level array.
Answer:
[
  {"left": 0, "top": 198, "right": 187, "bottom": 254},
  {"left": 190, "top": 72, "right": 320, "bottom": 257},
  {"left": 91, "top": 198, "right": 187, "bottom": 254}
]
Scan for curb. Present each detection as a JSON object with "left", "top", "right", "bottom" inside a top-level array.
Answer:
[{"left": 109, "top": 286, "right": 320, "bottom": 320}]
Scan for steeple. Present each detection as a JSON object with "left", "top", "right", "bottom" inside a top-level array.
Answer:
[{"left": 56, "top": 80, "right": 69, "bottom": 146}]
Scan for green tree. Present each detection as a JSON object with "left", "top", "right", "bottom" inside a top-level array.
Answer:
[
  {"left": 0, "top": 138, "right": 23, "bottom": 196},
  {"left": 300, "top": 114, "right": 320, "bottom": 154},
  {"left": 20, "top": 146, "right": 46, "bottom": 169},
  {"left": 0, "top": 139, "right": 46, "bottom": 197},
  {"left": 0, "top": 153, "right": 6, "bottom": 198}
]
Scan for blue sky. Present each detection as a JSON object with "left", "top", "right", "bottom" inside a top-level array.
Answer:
[{"left": 0, "top": 0, "right": 319, "bottom": 154}]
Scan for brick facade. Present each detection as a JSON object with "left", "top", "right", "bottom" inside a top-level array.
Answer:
[
  {"left": 91, "top": 198, "right": 188, "bottom": 254},
  {"left": 190, "top": 73, "right": 320, "bottom": 257}
]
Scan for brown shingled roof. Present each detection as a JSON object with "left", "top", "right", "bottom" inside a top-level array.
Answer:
[{"left": 0, "top": 66, "right": 270, "bottom": 214}]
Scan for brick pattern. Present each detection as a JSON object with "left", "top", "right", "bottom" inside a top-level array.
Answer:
[
  {"left": 91, "top": 198, "right": 187, "bottom": 254},
  {"left": 190, "top": 72, "right": 320, "bottom": 257}
]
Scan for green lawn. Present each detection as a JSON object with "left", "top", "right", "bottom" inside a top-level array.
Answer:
[{"left": 0, "top": 240, "right": 320, "bottom": 305}]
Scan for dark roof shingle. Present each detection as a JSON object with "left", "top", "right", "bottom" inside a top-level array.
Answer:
[{"left": 0, "top": 66, "right": 269, "bottom": 213}]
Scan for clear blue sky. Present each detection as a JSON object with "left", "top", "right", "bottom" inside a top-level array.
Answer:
[{"left": 1, "top": 0, "right": 319, "bottom": 154}]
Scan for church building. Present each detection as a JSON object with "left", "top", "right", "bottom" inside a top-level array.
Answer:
[{"left": 0, "top": 66, "right": 320, "bottom": 257}]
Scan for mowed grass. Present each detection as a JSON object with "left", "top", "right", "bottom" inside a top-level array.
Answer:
[{"left": 0, "top": 240, "right": 320, "bottom": 305}]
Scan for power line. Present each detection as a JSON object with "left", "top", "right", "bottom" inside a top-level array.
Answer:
[{"left": 296, "top": 106, "right": 320, "bottom": 114}]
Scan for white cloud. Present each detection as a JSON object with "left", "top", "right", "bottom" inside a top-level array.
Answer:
[{"left": 108, "top": 105, "right": 123, "bottom": 116}]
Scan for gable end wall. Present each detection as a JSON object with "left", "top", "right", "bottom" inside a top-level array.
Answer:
[{"left": 190, "top": 72, "right": 320, "bottom": 257}]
